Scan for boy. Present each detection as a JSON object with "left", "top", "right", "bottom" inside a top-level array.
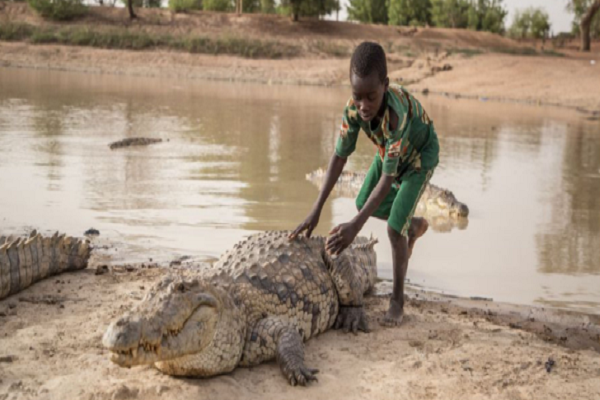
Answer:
[{"left": 289, "top": 42, "right": 439, "bottom": 327}]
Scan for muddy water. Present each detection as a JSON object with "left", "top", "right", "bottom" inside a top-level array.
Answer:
[{"left": 0, "top": 69, "right": 598, "bottom": 314}]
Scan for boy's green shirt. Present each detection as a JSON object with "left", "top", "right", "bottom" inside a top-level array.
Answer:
[{"left": 335, "top": 84, "right": 438, "bottom": 178}]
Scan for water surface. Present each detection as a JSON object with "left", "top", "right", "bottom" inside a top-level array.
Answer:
[{"left": 1, "top": 69, "right": 598, "bottom": 313}]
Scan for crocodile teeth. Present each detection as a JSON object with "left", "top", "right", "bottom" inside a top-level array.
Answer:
[{"left": 132, "top": 347, "right": 138, "bottom": 358}]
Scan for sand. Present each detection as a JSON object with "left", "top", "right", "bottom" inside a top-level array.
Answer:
[{"left": 1, "top": 249, "right": 599, "bottom": 400}]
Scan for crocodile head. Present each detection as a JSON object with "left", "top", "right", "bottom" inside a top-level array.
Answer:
[
  {"left": 426, "top": 186, "right": 470, "bottom": 218},
  {"left": 103, "top": 276, "right": 245, "bottom": 376}
]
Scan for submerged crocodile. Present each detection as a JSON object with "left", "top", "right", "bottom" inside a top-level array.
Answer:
[
  {"left": 103, "top": 231, "right": 377, "bottom": 386},
  {"left": 0, "top": 231, "right": 91, "bottom": 300},
  {"left": 306, "top": 168, "right": 469, "bottom": 232},
  {"left": 109, "top": 137, "right": 163, "bottom": 150}
]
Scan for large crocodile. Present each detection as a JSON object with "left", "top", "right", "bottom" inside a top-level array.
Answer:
[
  {"left": 0, "top": 231, "right": 92, "bottom": 300},
  {"left": 103, "top": 231, "right": 377, "bottom": 386},
  {"left": 306, "top": 168, "right": 469, "bottom": 232}
]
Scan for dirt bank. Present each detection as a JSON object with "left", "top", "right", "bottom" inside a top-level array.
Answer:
[{"left": 2, "top": 2, "right": 600, "bottom": 111}]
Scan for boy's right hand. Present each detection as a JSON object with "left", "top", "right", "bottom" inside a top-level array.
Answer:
[{"left": 289, "top": 208, "right": 321, "bottom": 240}]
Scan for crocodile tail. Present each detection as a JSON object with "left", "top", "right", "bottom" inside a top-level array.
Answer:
[{"left": 0, "top": 231, "right": 91, "bottom": 300}]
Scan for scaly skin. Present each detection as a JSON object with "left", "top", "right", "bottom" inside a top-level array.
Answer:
[
  {"left": 305, "top": 168, "right": 470, "bottom": 232},
  {"left": 108, "top": 137, "right": 163, "bottom": 150},
  {"left": 103, "top": 231, "right": 378, "bottom": 386},
  {"left": 0, "top": 231, "right": 91, "bottom": 300}
]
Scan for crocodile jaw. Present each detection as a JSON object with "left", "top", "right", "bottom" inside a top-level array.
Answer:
[{"left": 102, "top": 277, "right": 220, "bottom": 366}]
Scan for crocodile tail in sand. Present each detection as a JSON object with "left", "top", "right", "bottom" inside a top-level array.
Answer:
[{"left": 0, "top": 231, "right": 91, "bottom": 300}]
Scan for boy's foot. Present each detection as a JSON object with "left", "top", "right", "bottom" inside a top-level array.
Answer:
[
  {"left": 408, "top": 217, "right": 429, "bottom": 258},
  {"left": 380, "top": 299, "right": 404, "bottom": 327}
]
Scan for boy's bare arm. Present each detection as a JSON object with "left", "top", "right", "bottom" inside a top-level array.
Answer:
[{"left": 289, "top": 153, "right": 347, "bottom": 239}]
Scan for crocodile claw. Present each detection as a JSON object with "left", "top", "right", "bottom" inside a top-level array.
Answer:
[
  {"left": 288, "top": 366, "right": 319, "bottom": 386},
  {"left": 334, "top": 306, "right": 370, "bottom": 335}
]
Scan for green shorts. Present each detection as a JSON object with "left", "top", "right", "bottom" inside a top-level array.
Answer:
[{"left": 356, "top": 154, "right": 434, "bottom": 236}]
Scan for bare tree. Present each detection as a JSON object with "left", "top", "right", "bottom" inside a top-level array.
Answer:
[
  {"left": 571, "top": 0, "right": 600, "bottom": 51},
  {"left": 127, "top": 0, "right": 137, "bottom": 19}
]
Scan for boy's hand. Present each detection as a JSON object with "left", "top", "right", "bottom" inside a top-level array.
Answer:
[
  {"left": 289, "top": 208, "right": 321, "bottom": 240},
  {"left": 326, "top": 222, "right": 359, "bottom": 255}
]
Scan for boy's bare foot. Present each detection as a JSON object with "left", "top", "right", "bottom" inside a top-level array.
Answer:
[
  {"left": 407, "top": 217, "right": 429, "bottom": 258},
  {"left": 380, "top": 298, "right": 404, "bottom": 327}
]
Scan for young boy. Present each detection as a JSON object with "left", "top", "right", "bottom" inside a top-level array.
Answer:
[{"left": 289, "top": 42, "right": 439, "bottom": 327}]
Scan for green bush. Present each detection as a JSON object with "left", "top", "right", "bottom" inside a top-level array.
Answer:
[
  {"left": 27, "top": 0, "right": 87, "bottom": 21},
  {"left": 202, "top": 0, "right": 232, "bottom": 11},
  {"left": 0, "top": 22, "right": 299, "bottom": 59},
  {"left": 0, "top": 23, "right": 34, "bottom": 40},
  {"left": 169, "top": 0, "right": 202, "bottom": 12}
]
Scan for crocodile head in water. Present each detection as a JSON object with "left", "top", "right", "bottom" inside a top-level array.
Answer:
[
  {"left": 427, "top": 185, "right": 470, "bottom": 217},
  {"left": 102, "top": 275, "right": 246, "bottom": 376}
]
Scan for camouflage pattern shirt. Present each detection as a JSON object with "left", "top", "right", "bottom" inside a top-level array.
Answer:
[{"left": 335, "top": 84, "right": 439, "bottom": 179}]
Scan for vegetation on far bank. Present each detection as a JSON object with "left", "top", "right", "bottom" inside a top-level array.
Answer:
[
  {"left": 13, "top": 0, "right": 600, "bottom": 53},
  {"left": 0, "top": 22, "right": 300, "bottom": 58}
]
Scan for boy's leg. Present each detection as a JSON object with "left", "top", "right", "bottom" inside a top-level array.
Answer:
[
  {"left": 355, "top": 154, "right": 398, "bottom": 217},
  {"left": 408, "top": 217, "right": 429, "bottom": 258},
  {"left": 383, "top": 169, "right": 434, "bottom": 327}
]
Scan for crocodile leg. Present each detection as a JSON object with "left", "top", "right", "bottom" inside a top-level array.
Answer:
[
  {"left": 276, "top": 324, "right": 319, "bottom": 386},
  {"left": 241, "top": 317, "right": 319, "bottom": 386}
]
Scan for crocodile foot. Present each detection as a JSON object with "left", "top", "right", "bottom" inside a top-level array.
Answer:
[{"left": 334, "top": 306, "right": 370, "bottom": 334}]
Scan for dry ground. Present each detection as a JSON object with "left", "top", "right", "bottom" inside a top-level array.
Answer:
[{"left": 0, "top": 253, "right": 599, "bottom": 400}]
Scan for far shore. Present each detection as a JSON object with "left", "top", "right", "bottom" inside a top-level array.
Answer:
[{"left": 1, "top": 2, "right": 600, "bottom": 113}]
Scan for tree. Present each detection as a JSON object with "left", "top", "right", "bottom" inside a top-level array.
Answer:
[
  {"left": 260, "top": 0, "right": 275, "bottom": 13},
  {"left": 126, "top": 0, "right": 136, "bottom": 19},
  {"left": 430, "top": 0, "right": 470, "bottom": 28},
  {"left": 509, "top": 7, "right": 551, "bottom": 40},
  {"left": 467, "top": 0, "right": 507, "bottom": 34},
  {"left": 279, "top": 0, "right": 337, "bottom": 21},
  {"left": 569, "top": 0, "right": 600, "bottom": 51},
  {"left": 348, "top": 0, "right": 388, "bottom": 24},
  {"left": 388, "top": 0, "right": 431, "bottom": 26},
  {"left": 508, "top": 9, "right": 531, "bottom": 39},
  {"left": 530, "top": 8, "right": 551, "bottom": 39}
]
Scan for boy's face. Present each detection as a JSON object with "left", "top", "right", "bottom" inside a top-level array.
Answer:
[{"left": 350, "top": 71, "right": 389, "bottom": 123}]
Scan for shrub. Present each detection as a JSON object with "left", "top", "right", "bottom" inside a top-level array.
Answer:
[
  {"left": 27, "top": 0, "right": 87, "bottom": 21},
  {"left": 169, "top": 0, "right": 202, "bottom": 12},
  {"left": 202, "top": 0, "right": 232, "bottom": 11}
]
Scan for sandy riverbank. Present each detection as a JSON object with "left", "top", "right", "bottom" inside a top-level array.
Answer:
[{"left": 0, "top": 246, "right": 599, "bottom": 400}]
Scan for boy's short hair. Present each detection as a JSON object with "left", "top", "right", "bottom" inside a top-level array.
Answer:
[{"left": 350, "top": 42, "right": 387, "bottom": 83}]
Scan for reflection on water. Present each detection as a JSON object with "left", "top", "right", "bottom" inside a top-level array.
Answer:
[
  {"left": 536, "top": 126, "right": 600, "bottom": 276},
  {"left": 0, "top": 69, "right": 598, "bottom": 313}
]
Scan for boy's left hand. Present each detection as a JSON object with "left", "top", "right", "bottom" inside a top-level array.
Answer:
[{"left": 326, "top": 222, "right": 359, "bottom": 256}]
